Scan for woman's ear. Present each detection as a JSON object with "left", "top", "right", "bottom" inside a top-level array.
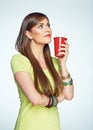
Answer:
[{"left": 25, "top": 31, "right": 32, "bottom": 39}]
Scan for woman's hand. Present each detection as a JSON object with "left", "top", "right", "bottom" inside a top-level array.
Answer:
[
  {"left": 56, "top": 92, "right": 65, "bottom": 103},
  {"left": 58, "top": 41, "right": 69, "bottom": 63}
]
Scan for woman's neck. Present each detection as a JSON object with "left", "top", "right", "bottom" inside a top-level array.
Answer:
[
  {"left": 30, "top": 42, "right": 48, "bottom": 69},
  {"left": 30, "top": 42, "right": 45, "bottom": 60}
]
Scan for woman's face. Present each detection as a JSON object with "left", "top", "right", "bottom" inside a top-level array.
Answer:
[{"left": 30, "top": 18, "right": 52, "bottom": 45}]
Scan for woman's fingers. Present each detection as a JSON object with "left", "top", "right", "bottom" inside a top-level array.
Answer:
[{"left": 57, "top": 43, "right": 69, "bottom": 59}]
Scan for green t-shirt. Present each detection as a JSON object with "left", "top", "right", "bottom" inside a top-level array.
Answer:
[{"left": 11, "top": 53, "right": 61, "bottom": 130}]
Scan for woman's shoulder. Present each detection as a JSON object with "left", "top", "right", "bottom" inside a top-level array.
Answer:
[
  {"left": 11, "top": 53, "right": 29, "bottom": 62},
  {"left": 10, "top": 53, "right": 31, "bottom": 74},
  {"left": 51, "top": 57, "right": 60, "bottom": 71},
  {"left": 51, "top": 57, "right": 59, "bottom": 64}
]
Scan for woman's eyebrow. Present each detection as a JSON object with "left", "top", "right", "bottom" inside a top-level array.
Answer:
[{"left": 38, "top": 21, "right": 49, "bottom": 25}]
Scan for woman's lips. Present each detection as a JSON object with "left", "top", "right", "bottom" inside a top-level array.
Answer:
[{"left": 44, "top": 34, "right": 51, "bottom": 37}]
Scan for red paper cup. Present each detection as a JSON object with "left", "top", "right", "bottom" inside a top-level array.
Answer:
[{"left": 54, "top": 37, "right": 67, "bottom": 58}]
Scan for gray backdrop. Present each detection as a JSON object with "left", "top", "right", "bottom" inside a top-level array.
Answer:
[{"left": 0, "top": 0, "right": 93, "bottom": 130}]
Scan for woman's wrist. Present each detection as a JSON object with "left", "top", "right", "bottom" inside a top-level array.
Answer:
[
  {"left": 62, "top": 78, "right": 73, "bottom": 86},
  {"left": 62, "top": 73, "right": 70, "bottom": 80},
  {"left": 56, "top": 94, "right": 65, "bottom": 103},
  {"left": 61, "top": 71, "right": 73, "bottom": 87},
  {"left": 60, "top": 63, "right": 73, "bottom": 86},
  {"left": 46, "top": 96, "right": 58, "bottom": 108},
  {"left": 59, "top": 61, "right": 71, "bottom": 80}
]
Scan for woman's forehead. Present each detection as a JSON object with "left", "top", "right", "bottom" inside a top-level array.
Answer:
[{"left": 37, "top": 18, "right": 49, "bottom": 24}]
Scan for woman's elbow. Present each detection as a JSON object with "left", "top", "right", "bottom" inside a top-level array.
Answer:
[{"left": 65, "top": 94, "right": 74, "bottom": 100}]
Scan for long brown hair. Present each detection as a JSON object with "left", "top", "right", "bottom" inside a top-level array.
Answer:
[{"left": 15, "top": 12, "right": 62, "bottom": 96}]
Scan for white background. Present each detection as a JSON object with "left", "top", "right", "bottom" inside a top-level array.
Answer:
[{"left": 0, "top": 0, "right": 93, "bottom": 130}]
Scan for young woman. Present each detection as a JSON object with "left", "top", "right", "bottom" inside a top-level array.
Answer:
[{"left": 11, "top": 12, "right": 74, "bottom": 130}]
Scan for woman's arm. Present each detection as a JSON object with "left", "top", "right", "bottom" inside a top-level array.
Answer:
[
  {"left": 15, "top": 71, "right": 49, "bottom": 106},
  {"left": 57, "top": 41, "right": 74, "bottom": 102},
  {"left": 60, "top": 62, "right": 74, "bottom": 100}
]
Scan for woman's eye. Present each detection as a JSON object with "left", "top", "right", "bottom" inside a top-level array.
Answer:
[
  {"left": 38, "top": 24, "right": 43, "bottom": 29},
  {"left": 47, "top": 23, "right": 50, "bottom": 28}
]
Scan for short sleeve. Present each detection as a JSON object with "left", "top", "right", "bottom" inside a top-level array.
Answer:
[{"left": 10, "top": 53, "right": 32, "bottom": 74}]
